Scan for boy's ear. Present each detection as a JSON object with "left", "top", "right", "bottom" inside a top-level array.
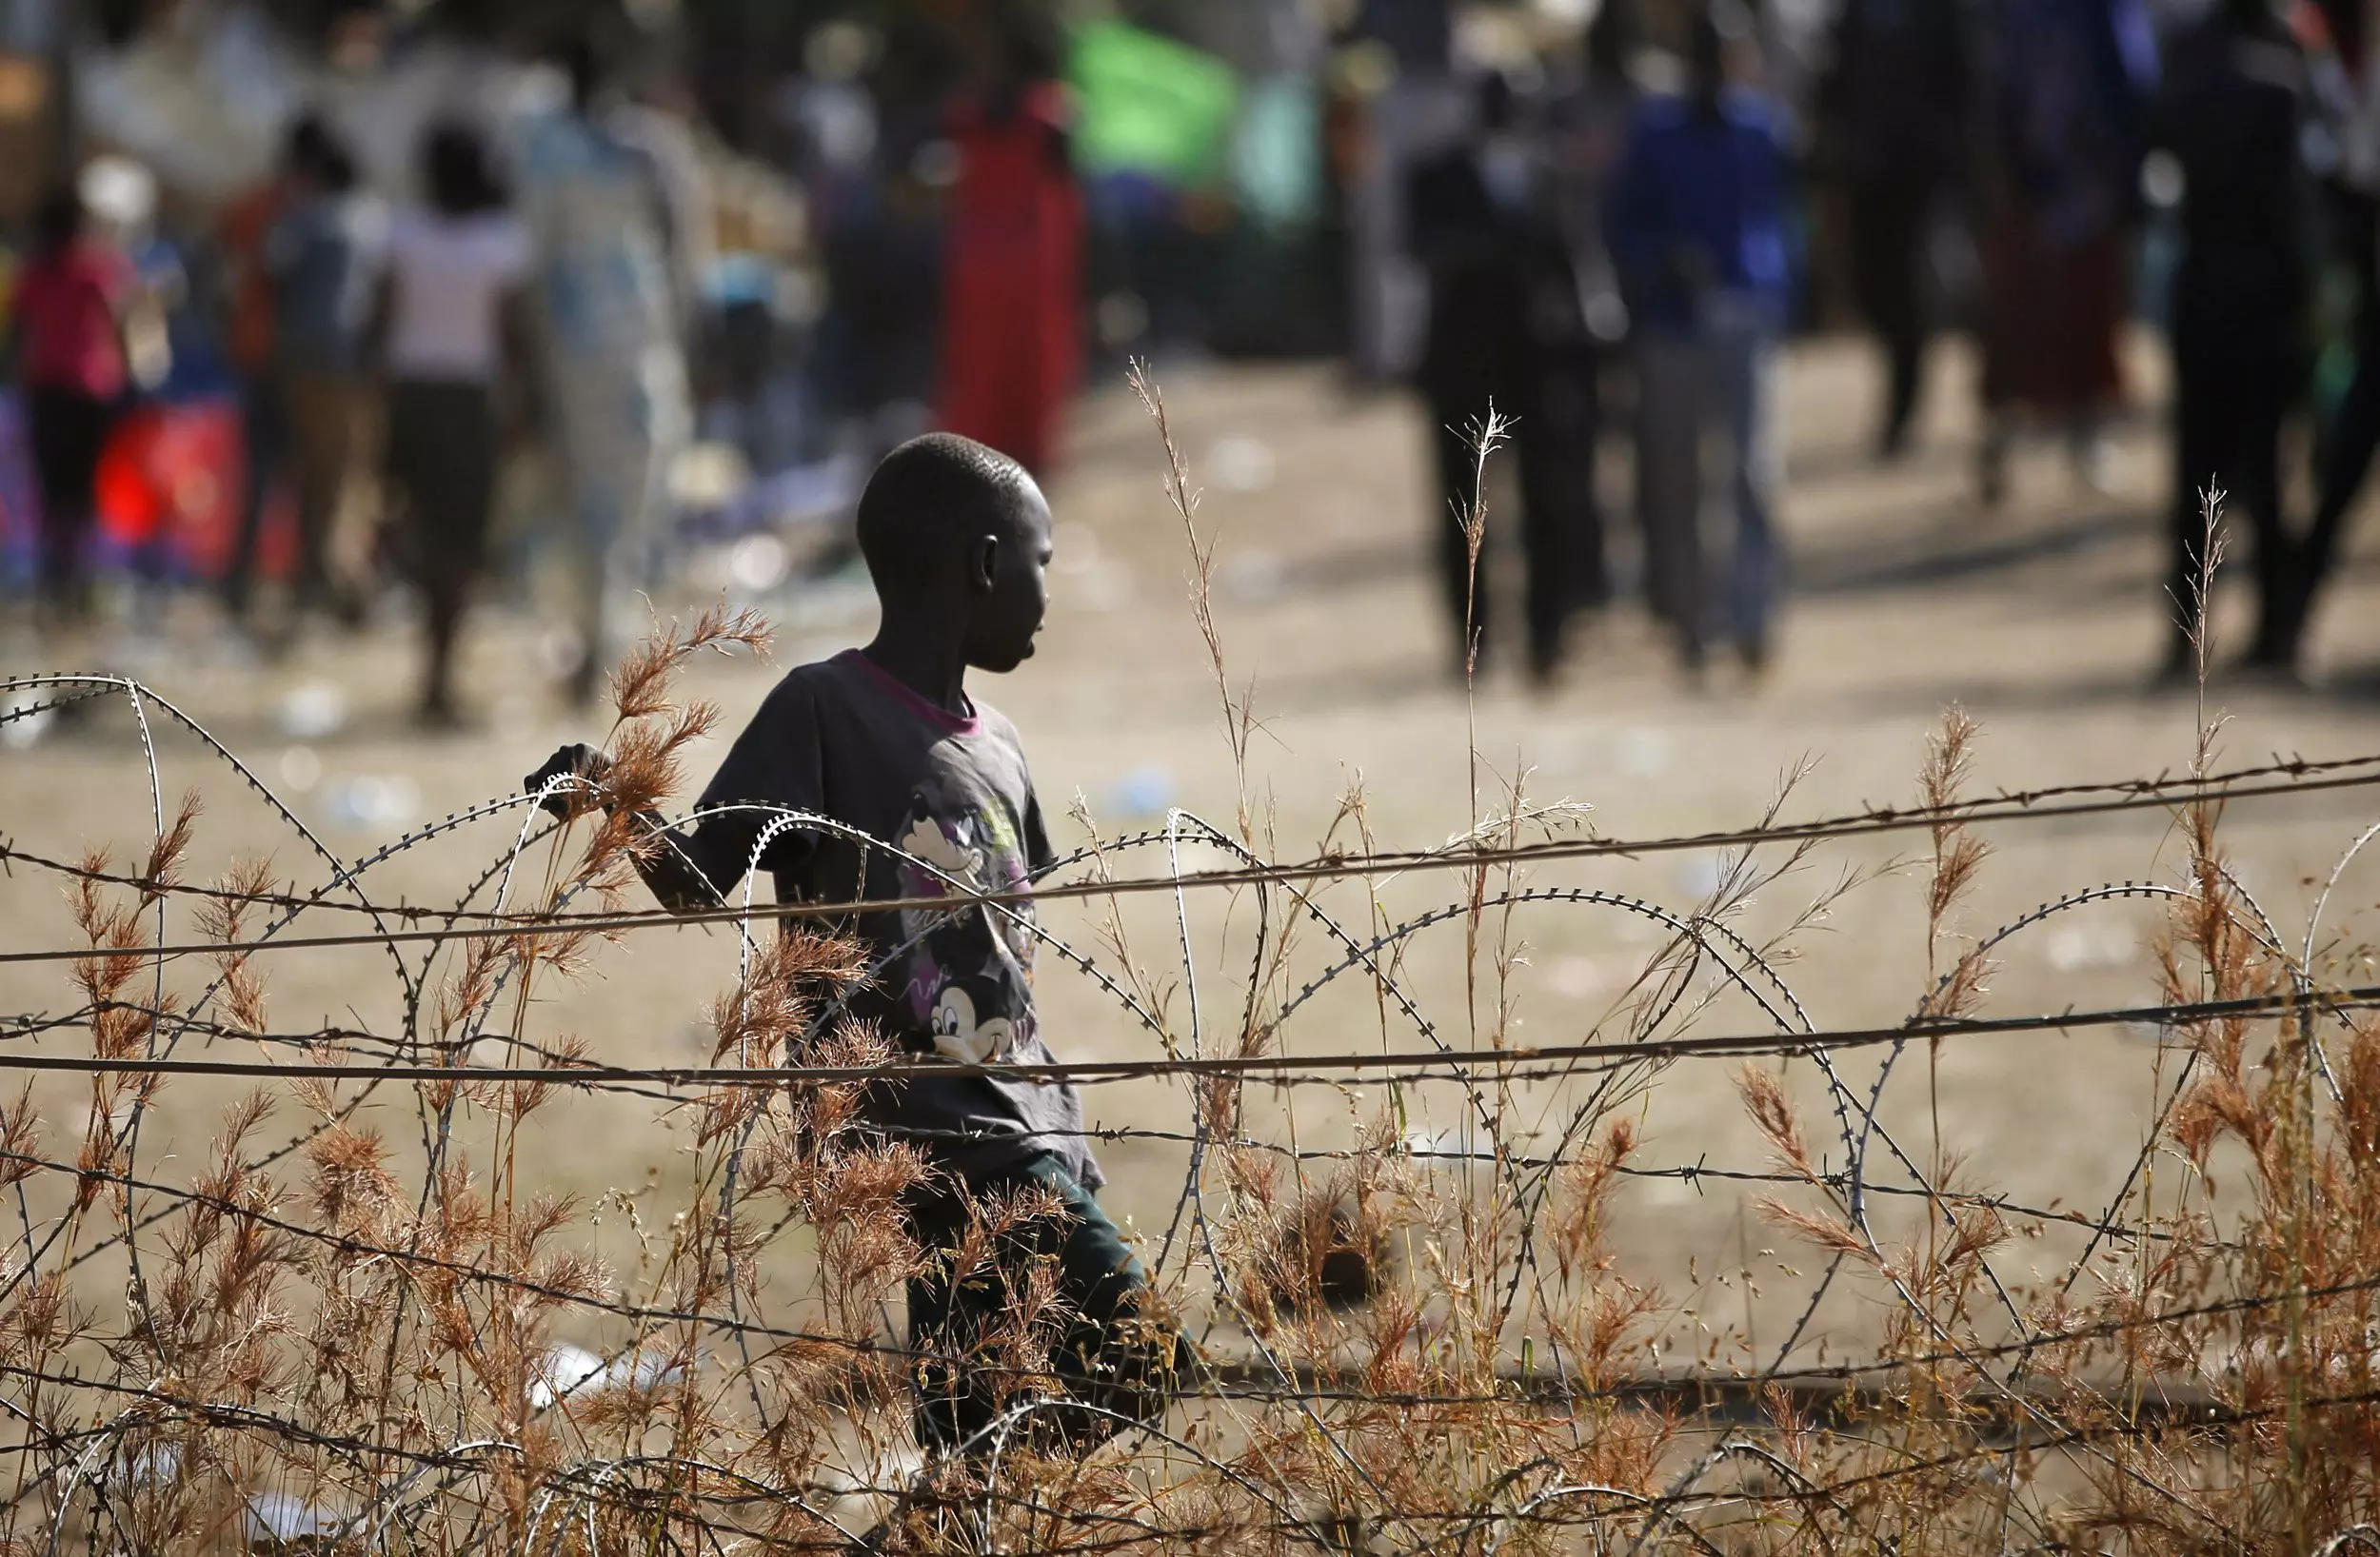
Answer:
[{"left": 967, "top": 533, "right": 1002, "bottom": 594}]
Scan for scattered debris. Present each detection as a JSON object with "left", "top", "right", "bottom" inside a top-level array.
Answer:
[
  {"left": 277, "top": 745, "right": 321, "bottom": 794},
  {"left": 324, "top": 774, "right": 419, "bottom": 831},
  {"left": 529, "top": 1343, "right": 687, "bottom": 1409},
  {"left": 1220, "top": 550, "right": 1287, "bottom": 604},
  {"left": 275, "top": 680, "right": 346, "bottom": 740},
  {"left": 1676, "top": 853, "right": 1728, "bottom": 899},
  {"left": 1208, "top": 434, "right": 1277, "bottom": 495},
  {"left": 1107, "top": 765, "right": 1177, "bottom": 820},
  {"left": 2046, "top": 922, "right": 2135, "bottom": 972}
]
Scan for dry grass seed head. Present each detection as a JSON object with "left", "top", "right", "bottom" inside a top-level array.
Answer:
[{"left": 607, "top": 602, "right": 772, "bottom": 724}]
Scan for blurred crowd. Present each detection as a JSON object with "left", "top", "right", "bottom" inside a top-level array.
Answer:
[
  {"left": 1389, "top": 0, "right": 2380, "bottom": 689},
  {"left": 2, "top": 0, "right": 2377, "bottom": 714}
]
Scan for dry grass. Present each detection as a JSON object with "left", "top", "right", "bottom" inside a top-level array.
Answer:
[{"left": 0, "top": 450, "right": 2374, "bottom": 1554}]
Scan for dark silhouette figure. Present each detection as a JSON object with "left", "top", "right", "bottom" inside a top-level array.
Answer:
[
  {"left": 1542, "top": 0, "right": 1642, "bottom": 619},
  {"left": 1817, "top": 0, "right": 1972, "bottom": 457},
  {"left": 1409, "top": 72, "right": 1593, "bottom": 681},
  {"left": 2151, "top": 0, "right": 2316, "bottom": 677},
  {"left": 2277, "top": 0, "right": 2380, "bottom": 669}
]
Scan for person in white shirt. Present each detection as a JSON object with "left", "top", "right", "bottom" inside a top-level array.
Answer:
[{"left": 377, "top": 119, "right": 533, "bottom": 727}]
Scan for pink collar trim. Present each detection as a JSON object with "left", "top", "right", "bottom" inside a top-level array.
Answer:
[{"left": 839, "top": 649, "right": 981, "bottom": 734}]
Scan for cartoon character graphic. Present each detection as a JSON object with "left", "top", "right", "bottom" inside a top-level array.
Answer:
[
  {"left": 900, "top": 811, "right": 986, "bottom": 891},
  {"left": 930, "top": 975, "right": 1021, "bottom": 1064},
  {"left": 889, "top": 789, "right": 1038, "bottom": 1062}
]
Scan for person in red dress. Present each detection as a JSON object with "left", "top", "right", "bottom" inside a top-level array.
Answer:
[
  {"left": 11, "top": 184, "right": 135, "bottom": 622},
  {"left": 936, "top": 27, "right": 1083, "bottom": 478}
]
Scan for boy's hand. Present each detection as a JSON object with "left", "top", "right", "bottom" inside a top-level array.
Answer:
[{"left": 525, "top": 743, "right": 613, "bottom": 818}]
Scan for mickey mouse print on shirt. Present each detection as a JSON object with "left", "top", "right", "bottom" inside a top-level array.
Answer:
[{"left": 893, "top": 790, "right": 1037, "bottom": 1066}]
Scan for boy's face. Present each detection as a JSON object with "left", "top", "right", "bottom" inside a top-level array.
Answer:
[{"left": 964, "top": 486, "right": 1054, "bottom": 674}]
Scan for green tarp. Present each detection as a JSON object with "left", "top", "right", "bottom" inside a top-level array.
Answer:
[{"left": 1067, "top": 19, "right": 1239, "bottom": 186}]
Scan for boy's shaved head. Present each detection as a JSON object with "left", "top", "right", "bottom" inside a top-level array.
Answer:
[{"left": 857, "top": 433, "right": 1041, "bottom": 593}]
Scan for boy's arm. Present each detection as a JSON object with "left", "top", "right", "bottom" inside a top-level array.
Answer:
[
  {"left": 523, "top": 743, "right": 753, "bottom": 913},
  {"left": 1022, "top": 788, "right": 1057, "bottom": 877},
  {"left": 525, "top": 681, "right": 823, "bottom": 916}
]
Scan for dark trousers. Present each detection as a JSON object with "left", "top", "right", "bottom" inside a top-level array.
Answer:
[
  {"left": 1847, "top": 173, "right": 1936, "bottom": 453},
  {"left": 25, "top": 385, "right": 116, "bottom": 617},
  {"left": 1427, "top": 375, "right": 1585, "bottom": 676},
  {"left": 904, "top": 1153, "right": 1182, "bottom": 1464},
  {"left": 221, "top": 369, "right": 287, "bottom": 613},
  {"left": 2170, "top": 332, "right": 2296, "bottom": 655},
  {"left": 2291, "top": 188, "right": 2380, "bottom": 659},
  {"left": 384, "top": 378, "right": 497, "bottom": 710},
  {"left": 1546, "top": 348, "right": 1610, "bottom": 614}
]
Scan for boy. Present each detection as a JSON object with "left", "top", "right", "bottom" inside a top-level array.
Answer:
[{"left": 526, "top": 432, "right": 1180, "bottom": 1471}]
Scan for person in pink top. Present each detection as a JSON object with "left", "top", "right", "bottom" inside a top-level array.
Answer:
[{"left": 10, "top": 185, "right": 133, "bottom": 620}]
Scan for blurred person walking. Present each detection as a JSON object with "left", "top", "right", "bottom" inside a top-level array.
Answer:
[
  {"left": 258, "top": 124, "right": 385, "bottom": 626},
  {"left": 378, "top": 122, "right": 533, "bottom": 727},
  {"left": 10, "top": 184, "right": 135, "bottom": 624},
  {"left": 1410, "top": 70, "right": 1596, "bottom": 682},
  {"left": 1815, "top": 0, "right": 1973, "bottom": 459},
  {"left": 2274, "top": 0, "right": 2380, "bottom": 669},
  {"left": 514, "top": 41, "right": 694, "bottom": 706},
  {"left": 1541, "top": 0, "right": 1643, "bottom": 621},
  {"left": 1973, "top": 0, "right": 2158, "bottom": 503},
  {"left": 1607, "top": 2, "right": 1790, "bottom": 677},
  {"left": 216, "top": 116, "right": 332, "bottom": 619},
  {"left": 1342, "top": 0, "right": 1462, "bottom": 384},
  {"left": 2151, "top": 0, "right": 2319, "bottom": 680},
  {"left": 938, "top": 19, "right": 1083, "bottom": 477}
]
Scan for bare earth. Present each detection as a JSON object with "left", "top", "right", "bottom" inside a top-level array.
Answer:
[{"left": 5, "top": 331, "right": 2377, "bottom": 1355}]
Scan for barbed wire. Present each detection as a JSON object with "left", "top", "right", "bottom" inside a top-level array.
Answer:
[
  {"left": 0, "top": 980, "right": 2344, "bottom": 1091},
  {"left": 4, "top": 666, "right": 2376, "bottom": 1551},
  {"left": 4, "top": 748, "right": 2372, "bottom": 966}
]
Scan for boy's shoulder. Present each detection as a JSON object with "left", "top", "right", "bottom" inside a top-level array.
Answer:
[
  {"left": 743, "top": 655, "right": 843, "bottom": 717},
  {"left": 766, "top": 652, "right": 857, "bottom": 695},
  {"left": 750, "top": 652, "right": 1027, "bottom": 747}
]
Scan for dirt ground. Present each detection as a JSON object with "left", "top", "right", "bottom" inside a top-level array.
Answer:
[{"left": 6, "top": 332, "right": 2379, "bottom": 1359}]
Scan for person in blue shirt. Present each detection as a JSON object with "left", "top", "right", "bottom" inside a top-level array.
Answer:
[{"left": 1606, "top": 0, "right": 1789, "bottom": 677}]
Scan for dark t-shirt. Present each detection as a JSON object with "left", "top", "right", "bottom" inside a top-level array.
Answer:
[{"left": 676, "top": 649, "right": 1098, "bottom": 1188}]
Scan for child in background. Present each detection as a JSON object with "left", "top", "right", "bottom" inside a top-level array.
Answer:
[
  {"left": 380, "top": 121, "right": 533, "bottom": 728},
  {"left": 525, "top": 432, "right": 1181, "bottom": 1484}
]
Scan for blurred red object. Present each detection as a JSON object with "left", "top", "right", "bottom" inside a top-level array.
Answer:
[{"left": 94, "top": 400, "right": 289, "bottom": 579}]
